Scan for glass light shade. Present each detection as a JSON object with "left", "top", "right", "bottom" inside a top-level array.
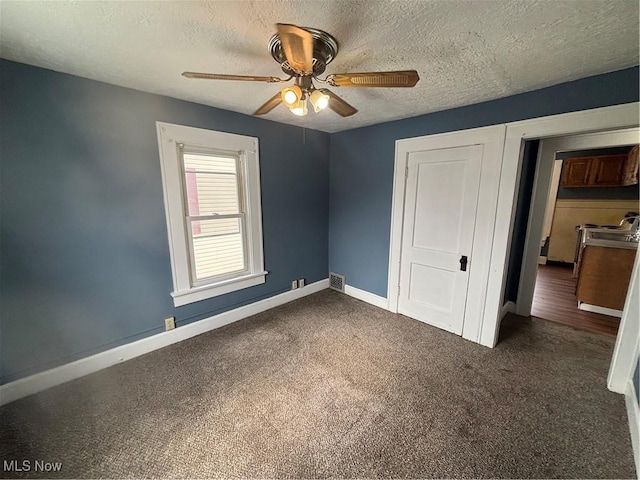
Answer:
[
  {"left": 309, "top": 90, "right": 330, "bottom": 112},
  {"left": 290, "top": 98, "right": 308, "bottom": 116},
  {"left": 281, "top": 85, "right": 302, "bottom": 107}
]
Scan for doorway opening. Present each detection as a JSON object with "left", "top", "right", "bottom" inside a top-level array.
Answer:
[{"left": 507, "top": 129, "right": 639, "bottom": 337}]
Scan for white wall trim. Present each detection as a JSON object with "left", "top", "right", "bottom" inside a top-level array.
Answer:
[
  {"left": 500, "top": 301, "right": 515, "bottom": 320},
  {"left": 344, "top": 284, "right": 389, "bottom": 310},
  {"left": 609, "top": 250, "right": 640, "bottom": 394},
  {"left": 538, "top": 256, "right": 547, "bottom": 265},
  {"left": 541, "top": 159, "right": 563, "bottom": 244},
  {"left": 578, "top": 302, "right": 623, "bottom": 318},
  {"left": 156, "top": 122, "right": 266, "bottom": 307},
  {"left": 0, "top": 279, "right": 329, "bottom": 406},
  {"left": 172, "top": 273, "right": 267, "bottom": 307},
  {"left": 485, "top": 102, "right": 640, "bottom": 348},
  {"left": 624, "top": 380, "right": 640, "bottom": 478}
]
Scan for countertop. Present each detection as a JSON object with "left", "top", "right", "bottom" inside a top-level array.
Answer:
[
  {"left": 584, "top": 238, "right": 639, "bottom": 250},
  {"left": 583, "top": 227, "right": 639, "bottom": 250}
]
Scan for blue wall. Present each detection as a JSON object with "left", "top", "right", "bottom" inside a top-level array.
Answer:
[
  {"left": 329, "top": 67, "right": 640, "bottom": 297},
  {"left": 0, "top": 60, "right": 330, "bottom": 384}
]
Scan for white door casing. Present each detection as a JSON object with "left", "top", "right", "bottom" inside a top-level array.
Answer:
[
  {"left": 487, "top": 103, "right": 639, "bottom": 348},
  {"left": 398, "top": 146, "right": 483, "bottom": 334},
  {"left": 541, "top": 159, "right": 563, "bottom": 250},
  {"left": 389, "top": 102, "right": 638, "bottom": 349},
  {"left": 389, "top": 125, "right": 507, "bottom": 345}
]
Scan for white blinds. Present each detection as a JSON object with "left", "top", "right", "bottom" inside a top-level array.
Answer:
[{"left": 182, "top": 151, "right": 246, "bottom": 282}]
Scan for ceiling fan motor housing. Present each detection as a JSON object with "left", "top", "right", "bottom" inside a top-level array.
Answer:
[{"left": 268, "top": 27, "right": 339, "bottom": 77}]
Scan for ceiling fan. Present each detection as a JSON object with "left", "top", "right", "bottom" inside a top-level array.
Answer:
[{"left": 182, "top": 24, "right": 420, "bottom": 118}]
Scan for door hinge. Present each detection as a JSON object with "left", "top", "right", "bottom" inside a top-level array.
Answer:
[{"left": 405, "top": 165, "right": 409, "bottom": 178}]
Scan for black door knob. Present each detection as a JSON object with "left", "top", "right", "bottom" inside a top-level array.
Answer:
[{"left": 459, "top": 255, "right": 468, "bottom": 272}]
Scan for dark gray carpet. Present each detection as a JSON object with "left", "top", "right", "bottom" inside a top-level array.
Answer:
[{"left": 0, "top": 290, "right": 635, "bottom": 478}]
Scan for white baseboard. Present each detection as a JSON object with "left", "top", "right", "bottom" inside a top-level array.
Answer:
[
  {"left": 538, "top": 256, "right": 547, "bottom": 265},
  {"left": 344, "top": 284, "right": 389, "bottom": 310},
  {"left": 625, "top": 380, "right": 640, "bottom": 478},
  {"left": 578, "top": 302, "right": 623, "bottom": 318},
  {"left": 500, "top": 301, "right": 516, "bottom": 320},
  {"left": 0, "top": 279, "right": 329, "bottom": 406}
]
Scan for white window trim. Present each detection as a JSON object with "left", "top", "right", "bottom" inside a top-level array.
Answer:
[{"left": 156, "top": 122, "right": 267, "bottom": 307}]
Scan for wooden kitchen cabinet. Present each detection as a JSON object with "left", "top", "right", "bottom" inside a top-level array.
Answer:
[
  {"left": 561, "top": 150, "right": 638, "bottom": 187},
  {"left": 562, "top": 157, "right": 593, "bottom": 186},
  {"left": 589, "top": 155, "right": 627, "bottom": 186},
  {"left": 576, "top": 245, "right": 636, "bottom": 310},
  {"left": 622, "top": 145, "right": 639, "bottom": 186}
]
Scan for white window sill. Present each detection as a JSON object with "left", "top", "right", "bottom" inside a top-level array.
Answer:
[{"left": 171, "top": 271, "right": 268, "bottom": 307}]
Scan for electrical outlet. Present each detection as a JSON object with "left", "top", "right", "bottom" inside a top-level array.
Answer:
[
  {"left": 291, "top": 280, "right": 298, "bottom": 290},
  {"left": 165, "top": 317, "right": 176, "bottom": 331},
  {"left": 299, "top": 278, "right": 305, "bottom": 288}
]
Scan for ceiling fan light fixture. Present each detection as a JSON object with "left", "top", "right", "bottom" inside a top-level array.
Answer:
[
  {"left": 290, "top": 98, "right": 308, "bottom": 116},
  {"left": 281, "top": 85, "right": 302, "bottom": 107},
  {"left": 309, "top": 89, "right": 330, "bottom": 112},
  {"left": 183, "top": 24, "right": 419, "bottom": 120}
]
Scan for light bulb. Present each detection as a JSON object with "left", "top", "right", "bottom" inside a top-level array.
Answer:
[
  {"left": 284, "top": 90, "right": 298, "bottom": 104},
  {"left": 290, "top": 98, "right": 308, "bottom": 116},
  {"left": 281, "top": 85, "right": 302, "bottom": 107},
  {"left": 316, "top": 96, "right": 329, "bottom": 110},
  {"left": 309, "top": 89, "right": 330, "bottom": 112}
]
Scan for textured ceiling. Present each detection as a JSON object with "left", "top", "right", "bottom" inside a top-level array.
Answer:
[{"left": 1, "top": 0, "right": 638, "bottom": 133}]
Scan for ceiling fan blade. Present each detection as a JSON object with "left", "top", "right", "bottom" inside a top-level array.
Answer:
[
  {"left": 276, "top": 23, "right": 314, "bottom": 74},
  {"left": 327, "top": 70, "right": 420, "bottom": 88},
  {"left": 323, "top": 89, "right": 358, "bottom": 117},
  {"left": 182, "top": 72, "right": 284, "bottom": 83},
  {"left": 253, "top": 92, "right": 282, "bottom": 115}
]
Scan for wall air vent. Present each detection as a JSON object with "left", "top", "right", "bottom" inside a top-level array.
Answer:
[{"left": 329, "top": 272, "right": 345, "bottom": 292}]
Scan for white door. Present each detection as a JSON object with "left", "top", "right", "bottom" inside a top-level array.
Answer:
[{"left": 398, "top": 145, "right": 483, "bottom": 335}]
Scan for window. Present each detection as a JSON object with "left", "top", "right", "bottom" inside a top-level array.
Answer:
[{"left": 156, "top": 122, "right": 266, "bottom": 306}]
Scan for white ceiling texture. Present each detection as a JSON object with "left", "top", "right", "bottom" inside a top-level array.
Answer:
[{"left": 1, "top": 1, "right": 638, "bottom": 133}]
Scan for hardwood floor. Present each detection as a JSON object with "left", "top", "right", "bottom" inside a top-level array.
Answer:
[{"left": 531, "top": 264, "right": 621, "bottom": 336}]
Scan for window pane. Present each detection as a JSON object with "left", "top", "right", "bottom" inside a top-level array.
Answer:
[
  {"left": 184, "top": 153, "right": 236, "bottom": 173},
  {"left": 183, "top": 153, "right": 240, "bottom": 216},
  {"left": 190, "top": 218, "right": 245, "bottom": 281}
]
